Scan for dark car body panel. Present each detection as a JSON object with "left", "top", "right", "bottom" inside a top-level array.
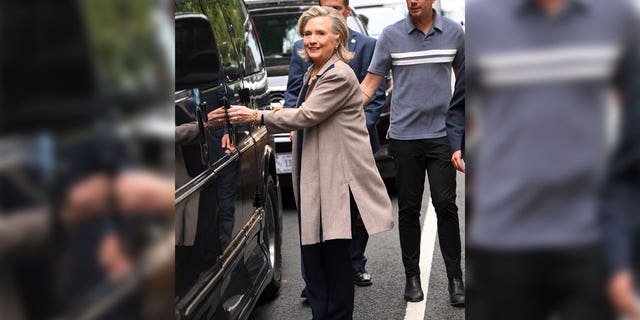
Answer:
[{"left": 175, "top": 1, "right": 282, "bottom": 319}]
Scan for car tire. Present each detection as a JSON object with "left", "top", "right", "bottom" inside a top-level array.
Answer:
[{"left": 259, "top": 175, "right": 282, "bottom": 301}]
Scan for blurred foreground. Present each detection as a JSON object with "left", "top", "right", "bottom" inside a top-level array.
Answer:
[
  {"left": 1, "top": 0, "right": 175, "bottom": 319},
  {"left": 465, "top": 0, "right": 639, "bottom": 319}
]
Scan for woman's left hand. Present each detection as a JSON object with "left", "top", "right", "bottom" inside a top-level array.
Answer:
[{"left": 207, "top": 105, "right": 257, "bottom": 126}]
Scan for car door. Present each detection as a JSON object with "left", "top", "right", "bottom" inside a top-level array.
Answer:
[
  {"left": 174, "top": 7, "right": 251, "bottom": 319},
  {"left": 222, "top": 0, "right": 279, "bottom": 298},
  {"left": 174, "top": 1, "right": 277, "bottom": 318},
  {"left": 215, "top": 0, "right": 277, "bottom": 312}
]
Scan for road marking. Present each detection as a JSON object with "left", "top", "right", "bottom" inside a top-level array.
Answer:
[{"left": 404, "top": 201, "right": 438, "bottom": 320}]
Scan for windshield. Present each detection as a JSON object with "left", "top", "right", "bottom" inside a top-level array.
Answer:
[
  {"left": 356, "top": 4, "right": 406, "bottom": 39},
  {"left": 252, "top": 13, "right": 301, "bottom": 75},
  {"left": 252, "top": 10, "right": 367, "bottom": 76}
]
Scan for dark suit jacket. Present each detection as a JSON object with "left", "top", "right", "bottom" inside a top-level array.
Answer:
[
  {"left": 602, "top": 69, "right": 640, "bottom": 274},
  {"left": 284, "top": 29, "right": 386, "bottom": 152},
  {"left": 446, "top": 63, "right": 465, "bottom": 156}
]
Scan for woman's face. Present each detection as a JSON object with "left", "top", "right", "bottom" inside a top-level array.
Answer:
[{"left": 303, "top": 16, "right": 339, "bottom": 66}]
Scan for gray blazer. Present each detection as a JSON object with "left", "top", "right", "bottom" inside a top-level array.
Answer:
[{"left": 263, "top": 54, "right": 394, "bottom": 245}]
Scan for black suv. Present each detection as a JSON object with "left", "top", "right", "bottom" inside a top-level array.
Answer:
[{"left": 175, "top": 0, "right": 283, "bottom": 319}]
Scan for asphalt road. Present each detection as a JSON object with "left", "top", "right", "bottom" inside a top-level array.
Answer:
[{"left": 249, "top": 172, "right": 465, "bottom": 320}]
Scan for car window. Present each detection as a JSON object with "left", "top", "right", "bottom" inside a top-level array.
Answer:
[
  {"left": 217, "top": 0, "right": 265, "bottom": 75},
  {"left": 219, "top": 0, "right": 260, "bottom": 76},
  {"left": 201, "top": 0, "right": 241, "bottom": 79},
  {"left": 346, "top": 15, "right": 366, "bottom": 35},
  {"left": 252, "top": 13, "right": 300, "bottom": 62},
  {"left": 175, "top": 15, "right": 224, "bottom": 90},
  {"left": 245, "top": 20, "right": 264, "bottom": 74},
  {"left": 356, "top": 4, "right": 406, "bottom": 39}
]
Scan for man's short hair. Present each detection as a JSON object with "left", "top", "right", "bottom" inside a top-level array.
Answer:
[{"left": 319, "top": 0, "right": 349, "bottom": 7}]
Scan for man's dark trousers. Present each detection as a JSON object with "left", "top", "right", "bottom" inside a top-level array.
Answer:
[
  {"left": 350, "top": 193, "right": 368, "bottom": 272},
  {"left": 390, "top": 137, "right": 462, "bottom": 279},
  {"left": 470, "top": 244, "right": 614, "bottom": 320}
]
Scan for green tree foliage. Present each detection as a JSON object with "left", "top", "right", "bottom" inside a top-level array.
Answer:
[{"left": 78, "top": 0, "right": 157, "bottom": 96}]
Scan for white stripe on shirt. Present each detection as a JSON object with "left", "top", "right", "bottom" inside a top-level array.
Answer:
[
  {"left": 482, "top": 64, "right": 614, "bottom": 86},
  {"left": 476, "top": 44, "right": 621, "bottom": 86},
  {"left": 391, "top": 49, "right": 458, "bottom": 59},
  {"left": 392, "top": 56, "right": 455, "bottom": 66},
  {"left": 477, "top": 45, "right": 621, "bottom": 69}
]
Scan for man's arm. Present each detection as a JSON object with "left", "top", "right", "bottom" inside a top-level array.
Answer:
[
  {"left": 446, "top": 26, "right": 466, "bottom": 172},
  {"left": 447, "top": 63, "right": 465, "bottom": 172},
  {"left": 360, "top": 73, "right": 385, "bottom": 106},
  {"left": 0, "top": 207, "right": 50, "bottom": 256},
  {"left": 350, "top": 33, "right": 388, "bottom": 151},
  {"left": 363, "top": 78, "right": 387, "bottom": 152},
  {"left": 364, "top": 79, "right": 387, "bottom": 122},
  {"left": 604, "top": 14, "right": 640, "bottom": 317},
  {"left": 284, "top": 40, "right": 307, "bottom": 109},
  {"left": 602, "top": 146, "right": 640, "bottom": 318},
  {"left": 362, "top": 30, "right": 391, "bottom": 107}
]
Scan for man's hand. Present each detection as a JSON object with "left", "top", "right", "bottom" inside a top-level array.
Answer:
[
  {"left": 207, "top": 105, "right": 256, "bottom": 125},
  {"left": 99, "top": 232, "right": 133, "bottom": 281},
  {"left": 609, "top": 270, "right": 640, "bottom": 319},
  {"left": 114, "top": 170, "right": 173, "bottom": 214},
  {"left": 63, "top": 170, "right": 173, "bottom": 224},
  {"left": 221, "top": 133, "right": 236, "bottom": 154},
  {"left": 451, "top": 150, "right": 465, "bottom": 173},
  {"left": 64, "top": 174, "right": 111, "bottom": 222},
  {"left": 360, "top": 73, "right": 385, "bottom": 106}
]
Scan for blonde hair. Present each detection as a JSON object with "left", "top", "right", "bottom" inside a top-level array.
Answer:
[{"left": 297, "top": 6, "right": 354, "bottom": 63}]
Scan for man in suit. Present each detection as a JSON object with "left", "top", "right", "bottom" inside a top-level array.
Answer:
[
  {"left": 446, "top": 62, "right": 465, "bottom": 173},
  {"left": 284, "top": 0, "right": 387, "bottom": 294},
  {"left": 602, "top": 66, "right": 640, "bottom": 318}
]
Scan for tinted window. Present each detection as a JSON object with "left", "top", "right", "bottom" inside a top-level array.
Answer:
[
  {"left": 253, "top": 13, "right": 300, "bottom": 60},
  {"left": 1, "top": 1, "right": 96, "bottom": 134},
  {"left": 219, "top": 0, "right": 248, "bottom": 48},
  {"left": 175, "top": 15, "right": 223, "bottom": 90},
  {"left": 201, "top": 0, "right": 241, "bottom": 79}
]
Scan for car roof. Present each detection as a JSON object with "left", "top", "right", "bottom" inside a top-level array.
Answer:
[
  {"left": 245, "top": 0, "right": 317, "bottom": 9},
  {"left": 245, "top": 0, "right": 316, "bottom": 3},
  {"left": 246, "top": 1, "right": 318, "bottom": 16},
  {"left": 350, "top": 0, "right": 405, "bottom": 8}
]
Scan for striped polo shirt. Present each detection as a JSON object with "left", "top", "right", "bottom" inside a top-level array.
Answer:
[
  {"left": 466, "top": 0, "right": 639, "bottom": 249},
  {"left": 368, "top": 11, "right": 464, "bottom": 140}
]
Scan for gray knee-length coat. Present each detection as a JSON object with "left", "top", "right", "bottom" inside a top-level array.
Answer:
[{"left": 263, "top": 54, "right": 394, "bottom": 245}]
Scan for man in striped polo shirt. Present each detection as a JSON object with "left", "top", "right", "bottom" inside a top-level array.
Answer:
[
  {"left": 465, "top": 0, "right": 639, "bottom": 318},
  {"left": 360, "top": 0, "right": 465, "bottom": 306}
]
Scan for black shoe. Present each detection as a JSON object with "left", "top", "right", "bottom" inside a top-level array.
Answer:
[
  {"left": 448, "top": 277, "right": 465, "bottom": 307},
  {"left": 404, "top": 275, "right": 424, "bottom": 302},
  {"left": 301, "top": 287, "right": 310, "bottom": 306},
  {"left": 354, "top": 268, "right": 372, "bottom": 286}
]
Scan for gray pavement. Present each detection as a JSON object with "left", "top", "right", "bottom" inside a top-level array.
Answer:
[{"left": 249, "top": 173, "right": 465, "bottom": 320}]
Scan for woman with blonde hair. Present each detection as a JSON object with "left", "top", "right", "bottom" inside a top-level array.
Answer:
[{"left": 208, "top": 6, "right": 393, "bottom": 319}]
